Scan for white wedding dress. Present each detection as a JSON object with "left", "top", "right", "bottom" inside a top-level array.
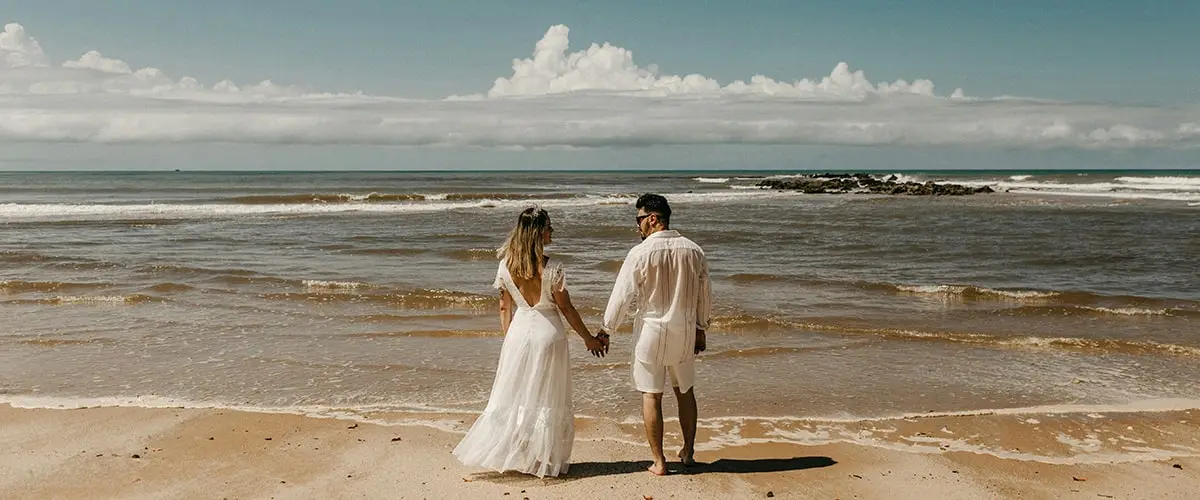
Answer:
[{"left": 452, "top": 259, "right": 575, "bottom": 477}]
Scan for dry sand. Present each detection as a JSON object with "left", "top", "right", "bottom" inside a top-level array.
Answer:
[{"left": 2, "top": 404, "right": 1196, "bottom": 499}]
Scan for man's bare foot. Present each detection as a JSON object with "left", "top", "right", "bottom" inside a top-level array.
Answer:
[
  {"left": 678, "top": 449, "right": 696, "bottom": 466},
  {"left": 648, "top": 461, "right": 668, "bottom": 476}
]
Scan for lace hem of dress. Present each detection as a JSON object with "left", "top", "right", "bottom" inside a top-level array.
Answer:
[{"left": 480, "top": 404, "right": 573, "bottom": 431}]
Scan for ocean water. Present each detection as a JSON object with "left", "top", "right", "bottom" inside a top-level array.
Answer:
[{"left": 1, "top": 170, "right": 1198, "bottom": 458}]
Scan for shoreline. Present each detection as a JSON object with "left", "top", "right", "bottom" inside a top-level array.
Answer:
[
  {"left": 4, "top": 397, "right": 1200, "bottom": 460},
  {"left": 3, "top": 404, "right": 1197, "bottom": 499}
]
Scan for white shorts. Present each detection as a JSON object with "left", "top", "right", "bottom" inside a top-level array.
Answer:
[{"left": 632, "top": 358, "right": 695, "bottom": 394}]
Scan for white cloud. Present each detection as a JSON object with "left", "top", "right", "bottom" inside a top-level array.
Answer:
[
  {"left": 487, "top": 25, "right": 720, "bottom": 97},
  {"left": 1, "top": 23, "right": 47, "bottom": 68},
  {"left": 486, "top": 25, "right": 946, "bottom": 100},
  {"left": 0, "top": 22, "right": 1197, "bottom": 151},
  {"left": 63, "top": 50, "right": 132, "bottom": 74},
  {"left": 2, "top": 26, "right": 303, "bottom": 100}
]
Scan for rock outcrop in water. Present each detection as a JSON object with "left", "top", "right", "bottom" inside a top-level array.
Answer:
[{"left": 758, "top": 173, "right": 994, "bottom": 196}]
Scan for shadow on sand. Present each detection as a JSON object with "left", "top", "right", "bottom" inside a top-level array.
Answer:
[{"left": 470, "top": 456, "right": 837, "bottom": 485}]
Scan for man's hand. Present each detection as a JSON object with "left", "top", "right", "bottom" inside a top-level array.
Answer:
[
  {"left": 694, "top": 329, "right": 706, "bottom": 354},
  {"left": 596, "top": 331, "right": 611, "bottom": 355},
  {"left": 584, "top": 335, "right": 606, "bottom": 357}
]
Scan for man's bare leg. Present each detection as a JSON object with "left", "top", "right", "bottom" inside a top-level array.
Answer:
[
  {"left": 642, "top": 391, "right": 667, "bottom": 475},
  {"left": 674, "top": 387, "right": 698, "bottom": 466}
]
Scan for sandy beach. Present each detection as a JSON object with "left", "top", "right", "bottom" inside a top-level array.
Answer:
[{"left": 2, "top": 404, "right": 1196, "bottom": 499}]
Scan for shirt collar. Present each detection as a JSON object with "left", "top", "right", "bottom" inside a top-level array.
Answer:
[{"left": 645, "top": 229, "right": 680, "bottom": 240}]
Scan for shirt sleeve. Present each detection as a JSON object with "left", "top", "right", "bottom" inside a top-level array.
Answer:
[
  {"left": 602, "top": 249, "right": 642, "bottom": 332},
  {"left": 695, "top": 252, "right": 712, "bottom": 331}
]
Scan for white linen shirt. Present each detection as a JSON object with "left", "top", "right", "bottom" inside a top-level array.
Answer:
[{"left": 602, "top": 230, "right": 712, "bottom": 365}]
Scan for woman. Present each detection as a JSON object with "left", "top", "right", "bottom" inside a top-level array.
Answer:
[{"left": 453, "top": 207, "right": 607, "bottom": 478}]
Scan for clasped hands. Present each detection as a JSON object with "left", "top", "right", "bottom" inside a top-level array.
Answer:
[
  {"left": 585, "top": 329, "right": 706, "bottom": 358},
  {"left": 585, "top": 331, "right": 610, "bottom": 357}
]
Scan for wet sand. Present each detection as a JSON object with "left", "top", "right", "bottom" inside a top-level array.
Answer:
[{"left": 2, "top": 404, "right": 1196, "bottom": 499}]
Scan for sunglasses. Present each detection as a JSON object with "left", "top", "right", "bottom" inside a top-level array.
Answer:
[{"left": 635, "top": 214, "right": 653, "bottom": 224}]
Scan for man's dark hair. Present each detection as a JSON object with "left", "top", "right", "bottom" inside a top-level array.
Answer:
[{"left": 636, "top": 193, "right": 671, "bottom": 226}]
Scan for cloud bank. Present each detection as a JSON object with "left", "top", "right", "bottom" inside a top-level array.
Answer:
[
  {"left": 1, "top": 22, "right": 1197, "bottom": 150},
  {"left": 486, "top": 25, "right": 947, "bottom": 100}
]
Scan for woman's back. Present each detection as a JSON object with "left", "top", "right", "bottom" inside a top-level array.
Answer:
[
  {"left": 509, "top": 271, "right": 544, "bottom": 308},
  {"left": 497, "top": 258, "right": 563, "bottom": 311}
]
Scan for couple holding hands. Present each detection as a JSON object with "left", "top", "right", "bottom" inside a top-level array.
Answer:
[{"left": 453, "top": 194, "right": 711, "bottom": 477}]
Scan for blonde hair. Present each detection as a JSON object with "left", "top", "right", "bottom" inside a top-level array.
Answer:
[{"left": 498, "top": 207, "right": 551, "bottom": 280}]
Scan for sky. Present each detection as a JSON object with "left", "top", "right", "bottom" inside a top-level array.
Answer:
[{"left": 2, "top": 0, "right": 1199, "bottom": 170}]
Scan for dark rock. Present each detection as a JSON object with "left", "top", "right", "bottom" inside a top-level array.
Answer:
[
  {"left": 1174, "top": 464, "right": 1183, "bottom": 469},
  {"left": 757, "top": 173, "right": 992, "bottom": 196},
  {"left": 767, "top": 492, "right": 775, "bottom": 498},
  {"left": 131, "top": 454, "right": 141, "bottom": 459}
]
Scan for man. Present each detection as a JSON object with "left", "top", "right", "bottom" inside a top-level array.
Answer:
[{"left": 597, "top": 193, "right": 712, "bottom": 476}]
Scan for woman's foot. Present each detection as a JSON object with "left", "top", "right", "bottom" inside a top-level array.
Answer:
[
  {"left": 678, "top": 449, "right": 696, "bottom": 467},
  {"left": 648, "top": 460, "right": 668, "bottom": 476}
]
